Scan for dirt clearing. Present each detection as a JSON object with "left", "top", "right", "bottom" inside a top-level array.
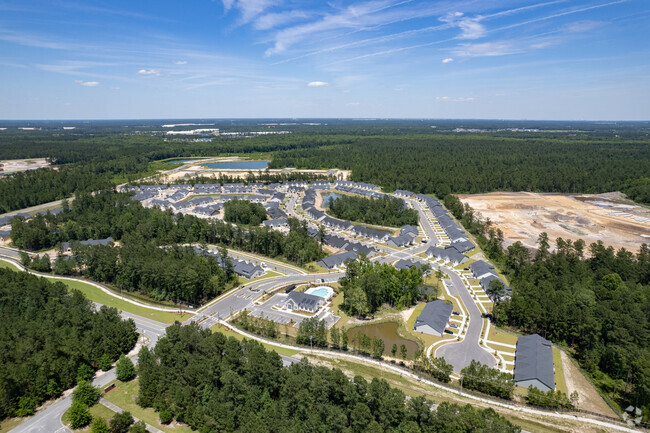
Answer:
[
  {"left": 560, "top": 351, "right": 618, "bottom": 418},
  {"left": 458, "top": 191, "right": 650, "bottom": 252}
]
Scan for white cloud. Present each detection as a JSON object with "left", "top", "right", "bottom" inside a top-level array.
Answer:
[
  {"left": 442, "top": 57, "right": 453, "bottom": 63},
  {"left": 264, "top": 0, "right": 421, "bottom": 56},
  {"left": 440, "top": 12, "right": 486, "bottom": 40},
  {"left": 173, "top": 60, "right": 187, "bottom": 65},
  {"left": 254, "top": 11, "right": 311, "bottom": 30},
  {"left": 74, "top": 80, "right": 99, "bottom": 87},
  {"left": 307, "top": 81, "right": 328, "bottom": 87},
  {"left": 436, "top": 96, "right": 474, "bottom": 102},
  {"left": 223, "top": 0, "right": 278, "bottom": 23},
  {"left": 138, "top": 69, "right": 160, "bottom": 76},
  {"left": 564, "top": 20, "right": 603, "bottom": 33}
]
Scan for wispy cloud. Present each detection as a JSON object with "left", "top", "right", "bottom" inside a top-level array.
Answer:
[
  {"left": 74, "top": 80, "right": 100, "bottom": 87},
  {"left": 264, "top": 0, "right": 419, "bottom": 56},
  {"left": 346, "top": 102, "right": 361, "bottom": 106},
  {"left": 436, "top": 96, "right": 474, "bottom": 102},
  {"left": 440, "top": 12, "right": 486, "bottom": 40},
  {"left": 138, "top": 69, "right": 161, "bottom": 76},
  {"left": 173, "top": 60, "right": 188, "bottom": 65},
  {"left": 442, "top": 57, "right": 453, "bottom": 63},
  {"left": 253, "top": 10, "right": 312, "bottom": 30},
  {"left": 453, "top": 41, "right": 518, "bottom": 57},
  {"left": 308, "top": 81, "right": 329, "bottom": 87},
  {"left": 222, "top": 0, "right": 279, "bottom": 24}
]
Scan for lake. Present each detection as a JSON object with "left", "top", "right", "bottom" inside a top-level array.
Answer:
[
  {"left": 204, "top": 160, "right": 270, "bottom": 170},
  {"left": 321, "top": 192, "right": 341, "bottom": 208},
  {"left": 347, "top": 321, "right": 420, "bottom": 359}
]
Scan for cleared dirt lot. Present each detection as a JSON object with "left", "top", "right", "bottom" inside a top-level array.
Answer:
[
  {"left": 458, "top": 191, "right": 650, "bottom": 252},
  {"left": 0, "top": 158, "right": 50, "bottom": 174}
]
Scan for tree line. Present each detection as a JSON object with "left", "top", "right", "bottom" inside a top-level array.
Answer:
[
  {"left": 327, "top": 194, "right": 418, "bottom": 227},
  {"left": 136, "top": 323, "right": 521, "bottom": 432},
  {"left": 0, "top": 267, "right": 137, "bottom": 420},
  {"left": 10, "top": 191, "right": 325, "bottom": 266},
  {"left": 270, "top": 134, "right": 650, "bottom": 201}
]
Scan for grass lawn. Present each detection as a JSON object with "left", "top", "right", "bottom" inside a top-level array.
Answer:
[
  {"left": 0, "top": 260, "right": 21, "bottom": 270},
  {"left": 103, "top": 379, "right": 194, "bottom": 433},
  {"left": 62, "top": 403, "right": 116, "bottom": 430},
  {"left": 209, "top": 323, "right": 300, "bottom": 357},
  {"left": 553, "top": 347, "right": 568, "bottom": 395},
  {"left": 488, "top": 327, "right": 519, "bottom": 346},
  {"left": 0, "top": 416, "right": 26, "bottom": 433},
  {"left": 304, "top": 261, "right": 329, "bottom": 273},
  {"left": 52, "top": 278, "right": 184, "bottom": 324}
]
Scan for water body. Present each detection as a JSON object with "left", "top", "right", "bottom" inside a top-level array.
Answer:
[
  {"left": 347, "top": 321, "right": 420, "bottom": 359},
  {"left": 321, "top": 192, "right": 341, "bottom": 208},
  {"left": 204, "top": 161, "right": 270, "bottom": 170}
]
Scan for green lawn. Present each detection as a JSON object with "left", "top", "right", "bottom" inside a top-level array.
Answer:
[
  {"left": 553, "top": 348, "right": 568, "bottom": 395},
  {"left": 0, "top": 260, "right": 21, "bottom": 270},
  {"left": 488, "top": 327, "right": 519, "bottom": 346},
  {"left": 103, "top": 379, "right": 195, "bottom": 433},
  {"left": 52, "top": 278, "right": 185, "bottom": 324},
  {"left": 209, "top": 323, "right": 300, "bottom": 357},
  {"left": 62, "top": 403, "right": 116, "bottom": 430}
]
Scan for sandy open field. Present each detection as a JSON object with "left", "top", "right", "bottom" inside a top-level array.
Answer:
[
  {"left": 0, "top": 158, "right": 50, "bottom": 174},
  {"left": 458, "top": 191, "right": 650, "bottom": 253}
]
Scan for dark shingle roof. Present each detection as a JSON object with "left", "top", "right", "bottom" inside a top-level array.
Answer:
[
  {"left": 317, "top": 250, "right": 357, "bottom": 269},
  {"left": 514, "top": 334, "right": 555, "bottom": 391},
  {"left": 414, "top": 300, "right": 453, "bottom": 335}
]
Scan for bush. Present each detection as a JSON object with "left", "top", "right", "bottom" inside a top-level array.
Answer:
[
  {"left": 109, "top": 411, "right": 134, "bottom": 433},
  {"left": 99, "top": 354, "right": 113, "bottom": 371},
  {"left": 527, "top": 386, "right": 572, "bottom": 409},
  {"left": 73, "top": 380, "right": 99, "bottom": 406},
  {"left": 14, "top": 396, "right": 37, "bottom": 417},
  {"left": 91, "top": 417, "right": 110, "bottom": 433},
  {"left": 69, "top": 401, "right": 92, "bottom": 429},
  {"left": 129, "top": 420, "right": 147, "bottom": 433},
  {"left": 159, "top": 409, "right": 173, "bottom": 425},
  {"left": 116, "top": 355, "right": 135, "bottom": 382}
]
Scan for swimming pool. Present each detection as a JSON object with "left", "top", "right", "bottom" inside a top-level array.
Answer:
[{"left": 305, "top": 286, "right": 334, "bottom": 301}]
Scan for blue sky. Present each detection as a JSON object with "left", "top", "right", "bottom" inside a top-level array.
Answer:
[{"left": 0, "top": 0, "right": 648, "bottom": 120}]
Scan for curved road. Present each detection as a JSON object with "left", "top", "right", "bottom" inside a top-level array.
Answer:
[{"left": 434, "top": 268, "right": 496, "bottom": 373}]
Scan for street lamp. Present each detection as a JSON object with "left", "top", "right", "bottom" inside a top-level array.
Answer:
[{"left": 310, "top": 335, "right": 313, "bottom": 352}]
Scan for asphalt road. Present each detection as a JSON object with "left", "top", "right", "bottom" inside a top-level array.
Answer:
[{"left": 434, "top": 271, "right": 496, "bottom": 373}]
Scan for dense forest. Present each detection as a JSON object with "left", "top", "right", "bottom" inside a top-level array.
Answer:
[
  {"left": 10, "top": 192, "right": 325, "bottom": 266},
  {"left": 0, "top": 268, "right": 137, "bottom": 420},
  {"left": 328, "top": 194, "right": 418, "bottom": 227},
  {"left": 270, "top": 134, "right": 650, "bottom": 199},
  {"left": 339, "top": 257, "right": 429, "bottom": 317},
  {"left": 224, "top": 199, "right": 268, "bottom": 226},
  {"left": 136, "top": 323, "right": 521, "bottom": 432},
  {"left": 2, "top": 129, "right": 650, "bottom": 212}
]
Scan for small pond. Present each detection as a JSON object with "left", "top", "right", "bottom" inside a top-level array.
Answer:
[
  {"left": 321, "top": 192, "right": 341, "bottom": 208},
  {"left": 347, "top": 321, "right": 420, "bottom": 359},
  {"left": 204, "top": 160, "right": 270, "bottom": 170}
]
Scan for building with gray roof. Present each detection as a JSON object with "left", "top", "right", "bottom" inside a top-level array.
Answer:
[
  {"left": 400, "top": 225, "right": 419, "bottom": 238},
  {"left": 469, "top": 260, "right": 498, "bottom": 279},
  {"left": 62, "top": 237, "right": 114, "bottom": 253},
  {"left": 386, "top": 234, "right": 414, "bottom": 248},
  {"left": 480, "top": 275, "right": 512, "bottom": 301},
  {"left": 514, "top": 334, "right": 555, "bottom": 392},
  {"left": 425, "top": 246, "right": 469, "bottom": 266},
  {"left": 316, "top": 250, "right": 357, "bottom": 269},
  {"left": 233, "top": 260, "right": 264, "bottom": 279},
  {"left": 281, "top": 291, "right": 325, "bottom": 313},
  {"left": 413, "top": 300, "right": 453, "bottom": 336}
]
